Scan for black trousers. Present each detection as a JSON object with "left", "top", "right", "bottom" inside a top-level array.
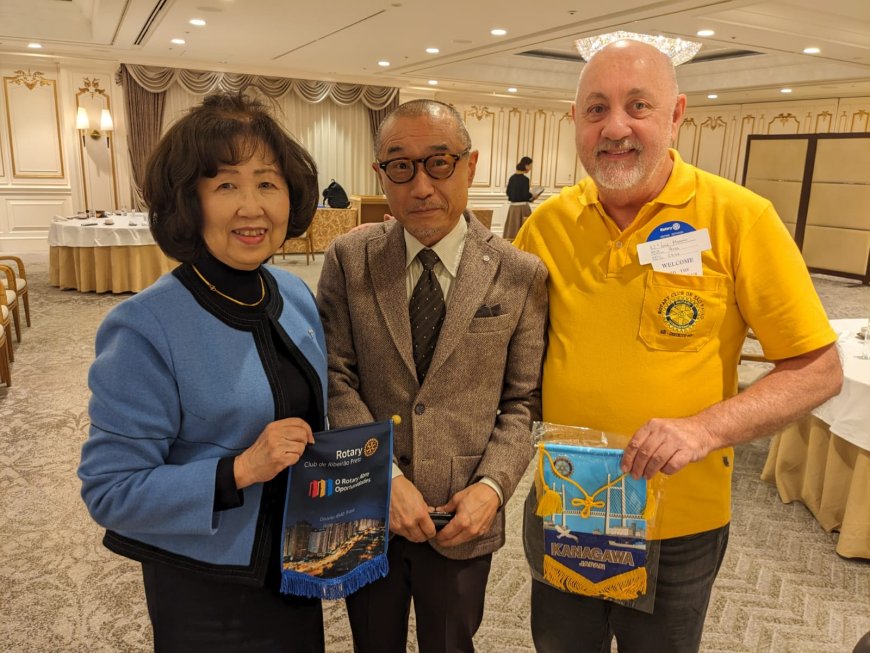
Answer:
[
  {"left": 142, "top": 562, "right": 324, "bottom": 653},
  {"left": 530, "top": 524, "right": 730, "bottom": 653},
  {"left": 345, "top": 537, "right": 492, "bottom": 653}
]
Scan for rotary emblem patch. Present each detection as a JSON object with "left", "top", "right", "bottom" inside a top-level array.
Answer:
[{"left": 657, "top": 291, "right": 705, "bottom": 334}]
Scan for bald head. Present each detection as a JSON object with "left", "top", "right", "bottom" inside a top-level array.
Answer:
[
  {"left": 374, "top": 99, "right": 471, "bottom": 157},
  {"left": 577, "top": 39, "right": 679, "bottom": 104}
]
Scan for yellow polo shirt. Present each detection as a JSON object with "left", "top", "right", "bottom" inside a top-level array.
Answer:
[{"left": 514, "top": 150, "right": 836, "bottom": 539}]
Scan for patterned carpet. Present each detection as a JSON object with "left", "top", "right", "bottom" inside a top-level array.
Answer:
[{"left": 0, "top": 253, "right": 868, "bottom": 652}]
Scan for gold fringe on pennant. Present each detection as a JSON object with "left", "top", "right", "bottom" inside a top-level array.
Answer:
[
  {"left": 542, "top": 555, "right": 647, "bottom": 601},
  {"left": 535, "top": 447, "right": 563, "bottom": 517}
]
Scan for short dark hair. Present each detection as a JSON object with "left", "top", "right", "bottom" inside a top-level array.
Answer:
[
  {"left": 516, "top": 156, "right": 533, "bottom": 171},
  {"left": 144, "top": 92, "right": 319, "bottom": 262},
  {"left": 373, "top": 99, "right": 471, "bottom": 156}
]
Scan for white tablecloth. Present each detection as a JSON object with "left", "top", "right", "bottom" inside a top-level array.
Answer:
[
  {"left": 815, "top": 318, "right": 870, "bottom": 451},
  {"left": 48, "top": 214, "right": 152, "bottom": 247}
]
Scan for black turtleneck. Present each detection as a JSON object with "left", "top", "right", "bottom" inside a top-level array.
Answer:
[{"left": 192, "top": 250, "right": 268, "bottom": 306}]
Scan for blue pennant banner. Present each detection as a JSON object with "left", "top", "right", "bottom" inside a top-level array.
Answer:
[
  {"left": 280, "top": 420, "right": 393, "bottom": 600},
  {"left": 536, "top": 442, "right": 651, "bottom": 601}
]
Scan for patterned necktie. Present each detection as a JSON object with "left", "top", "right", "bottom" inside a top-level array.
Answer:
[{"left": 409, "top": 248, "right": 446, "bottom": 382}]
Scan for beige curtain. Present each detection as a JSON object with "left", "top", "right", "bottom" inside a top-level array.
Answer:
[
  {"left": 367, "top": 95, "right": 400, "bottom": 146},
  {"left": 116, "top": 65, "right": 166, "bottom": 211},
  {"left": 121, "top": 64, "right": 398, "bottom": 110}
]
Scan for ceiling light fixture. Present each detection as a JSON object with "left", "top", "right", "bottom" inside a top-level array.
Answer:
[
  {"left": 575, "top": 31, "right": 701, "bottom": 65},
  {"left": 780, "top": 88, "right": 793, "bottom": 94},
  {"left": 803, "top": 47, "right": 820, "bottom": 54},
  {"left": 425, "top": 47, "right": 439, "bottom": 54},
  {"left": 378, "top": 60, "right": 390, "bottom": 67},
  {"left": 507, "top": 87, "right": 518, "bottom": 93},
  {"left": 428, "top": 80, "right": 438, "bottom": 85},
  {"left": 707, "top": 94, "right": 718, "bottom": 99},
  {"left": 189, "top": 19, "right": 207, "bottom": 26},
  {"left": 696, "top": 29, "right": 715, "bottom": 37},
  {"left": 491, "top": 28, "right": 507, "bottom": 36},
  {"left": 27, "top": 43, "right": 42, "bottom": 49},
  {"left": 171, "top": 38, "right": 186, "bottom": 45}
]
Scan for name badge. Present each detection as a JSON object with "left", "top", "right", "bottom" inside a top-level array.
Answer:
[{"left": 636, "top": 222, "right": 710, "bottom": 276}]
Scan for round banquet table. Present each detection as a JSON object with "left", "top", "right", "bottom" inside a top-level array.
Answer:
[
  {"left": 761, "top": 318, "right": 870, "bottom": 558},
  {"left": 48, "top": 214, "right": 177, "bottom": 293}
]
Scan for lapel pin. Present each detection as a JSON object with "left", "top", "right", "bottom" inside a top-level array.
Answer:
[{"left": 482, "top": 255, "right": 491, "bottom": 262}]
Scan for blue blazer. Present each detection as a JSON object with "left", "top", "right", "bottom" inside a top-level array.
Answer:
[{"left": 78, "top": 266, "right": 327, "bottom": 574}]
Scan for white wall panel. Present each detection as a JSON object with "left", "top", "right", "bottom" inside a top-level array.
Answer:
[
  {"left": 463, "top": 106, "right": 496, "bottom": 188},
  {"left": 834, "top": 97, "right": 870, "bottom": 133},
  {"left": 3, "top": 70, "right": 64, "bottom": 179}
]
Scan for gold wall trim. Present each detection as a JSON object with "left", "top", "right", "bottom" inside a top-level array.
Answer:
[
  {"left": 465, "top": 106, "right": 495, "bottom": 187},
  {"left": 4, "top": 70, "right": 65, "bottom": 179}
]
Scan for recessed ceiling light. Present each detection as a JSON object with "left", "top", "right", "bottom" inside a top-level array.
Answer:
[
  {"left": 491, "top": 28, "right": 507, "bottom": 36},
  {"left": 171, "top": 38, "right": 186, "bottom": 45},
  {"left": 189, "top": 18, "right": 207, "bottom": 26},
  {"left": 803, "top": 47, "right": 820, "bottom": 54},
  {"left": 507, "top": 87, "right": 518, "bottom": 93},
  {"left": 780, "top": 88, "right": 793, "bottom": 94},
  {"left": 707, "top": 94, "right": 718, "bottom": 99},
  {"left": 425, "top": 47, "right": 439, "bottom": 54},
  {"left": 378, "top": 60, "right": 390, "bottom": 67},
  {"left": 428, "top": 80, "right": 439, "bottom": 85},
  {"left": 696, "top": 29, "right": 715, "bottom": 37},
  {"left": 27, "top": 42, "right": 42, "bottom": 49}
]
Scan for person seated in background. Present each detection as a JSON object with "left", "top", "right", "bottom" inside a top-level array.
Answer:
[
  {"left": 317, "top": 99, "right": 548, "bottom": 653},
  {"left": 502, "top": 156, "right": 540, "bottom": 240},
  {"left": 78, "top": 92, "right": 327, "bottom": 652}
]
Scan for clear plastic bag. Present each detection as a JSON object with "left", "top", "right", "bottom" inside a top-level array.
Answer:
[{"left": 531, "top": 421, "right": 665, "bottom": 602}]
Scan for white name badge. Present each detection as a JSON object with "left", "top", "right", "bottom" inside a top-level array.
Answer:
[{"left": 636, "top": 228, "right": 711, "bottom": 276}]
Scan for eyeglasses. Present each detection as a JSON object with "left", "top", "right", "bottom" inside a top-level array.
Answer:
[{"left": 377, "top": 149, "right": 470, "bottom": 184}]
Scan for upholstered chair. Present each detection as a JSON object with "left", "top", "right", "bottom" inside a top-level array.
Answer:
[
  {"left": 274, "top": 232, "right": 313, "bottom": 265},
  {"left": 0, "top": 256, "right": 29, "bottom": 328},
  {"left": 0, "top": 265, "right": 21, "bottom": 342},
  {"left": 0, "top": 326, "right": 9, "bottom": 387},
  {"left": 0, "top": 289, "right": 13, "bottom": 362}
]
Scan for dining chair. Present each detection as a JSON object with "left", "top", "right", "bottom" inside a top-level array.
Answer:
[
  {"left": 0, "top": 291, "right": 12, "bottom": 362},
  {"left": 0, "top": 256, "right": 29, "bottom": 328},
  {"left": 275, "top": 232, "right": 313, "bottom": 265},
  {"left": 471, "top": 208, "right": 493, "bottom": 230},
  {"left": 0, "top": 327, "right": 10, "bottom": 387},
  {"left": 0, "top": 265, "right": 21, "bottom": 342}
]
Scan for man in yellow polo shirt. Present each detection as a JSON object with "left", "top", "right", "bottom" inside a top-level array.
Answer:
[{"left": 514, "top": 38, "right": 843, "bottom": 653}]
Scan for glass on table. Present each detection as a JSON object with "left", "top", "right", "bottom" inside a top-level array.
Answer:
[{"left": 860, "top": 318, "right": 870, "bottom": 360}]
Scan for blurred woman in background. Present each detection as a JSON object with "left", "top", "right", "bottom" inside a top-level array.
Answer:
[{"left": 503, "top": 156, "right": 539, "bottom": 240}]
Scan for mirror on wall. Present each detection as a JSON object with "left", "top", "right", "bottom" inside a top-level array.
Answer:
[{"left": 76, "top": 82, "right": 118, "bottom": 212}]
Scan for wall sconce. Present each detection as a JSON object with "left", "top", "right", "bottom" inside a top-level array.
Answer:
[{"left": 76, "top": 106, "right": 114, "bottom": 140}]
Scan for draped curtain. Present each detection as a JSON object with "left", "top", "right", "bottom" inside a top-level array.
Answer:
[
  {"left": 367, "top": 96, "right": 400, "bottom": 147},
  {"left": 121, "top": 64, "right": 397, "bottom": 109},
  {"left": 117, "top": 64, "right": 398, "bottom": 201},
  {"left": 116, "top": 66, "right": 166, "bottom": 210}
]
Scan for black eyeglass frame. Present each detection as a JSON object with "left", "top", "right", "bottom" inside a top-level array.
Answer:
[{"left": 376, "top": 149, "right": 471, "bottom": 184}]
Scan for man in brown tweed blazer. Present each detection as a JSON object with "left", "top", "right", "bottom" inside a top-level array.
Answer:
[{"left": 317, "top": 99, "right": 548, "bottom": 653}]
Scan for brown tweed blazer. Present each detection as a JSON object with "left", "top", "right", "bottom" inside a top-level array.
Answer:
[{"left": 317, "top": 213, "right": 548, "bottom": 560}]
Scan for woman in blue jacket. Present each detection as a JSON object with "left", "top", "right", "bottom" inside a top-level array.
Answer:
[{"left": 79, "top": 92, "right": 327, "bottom": 651}]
